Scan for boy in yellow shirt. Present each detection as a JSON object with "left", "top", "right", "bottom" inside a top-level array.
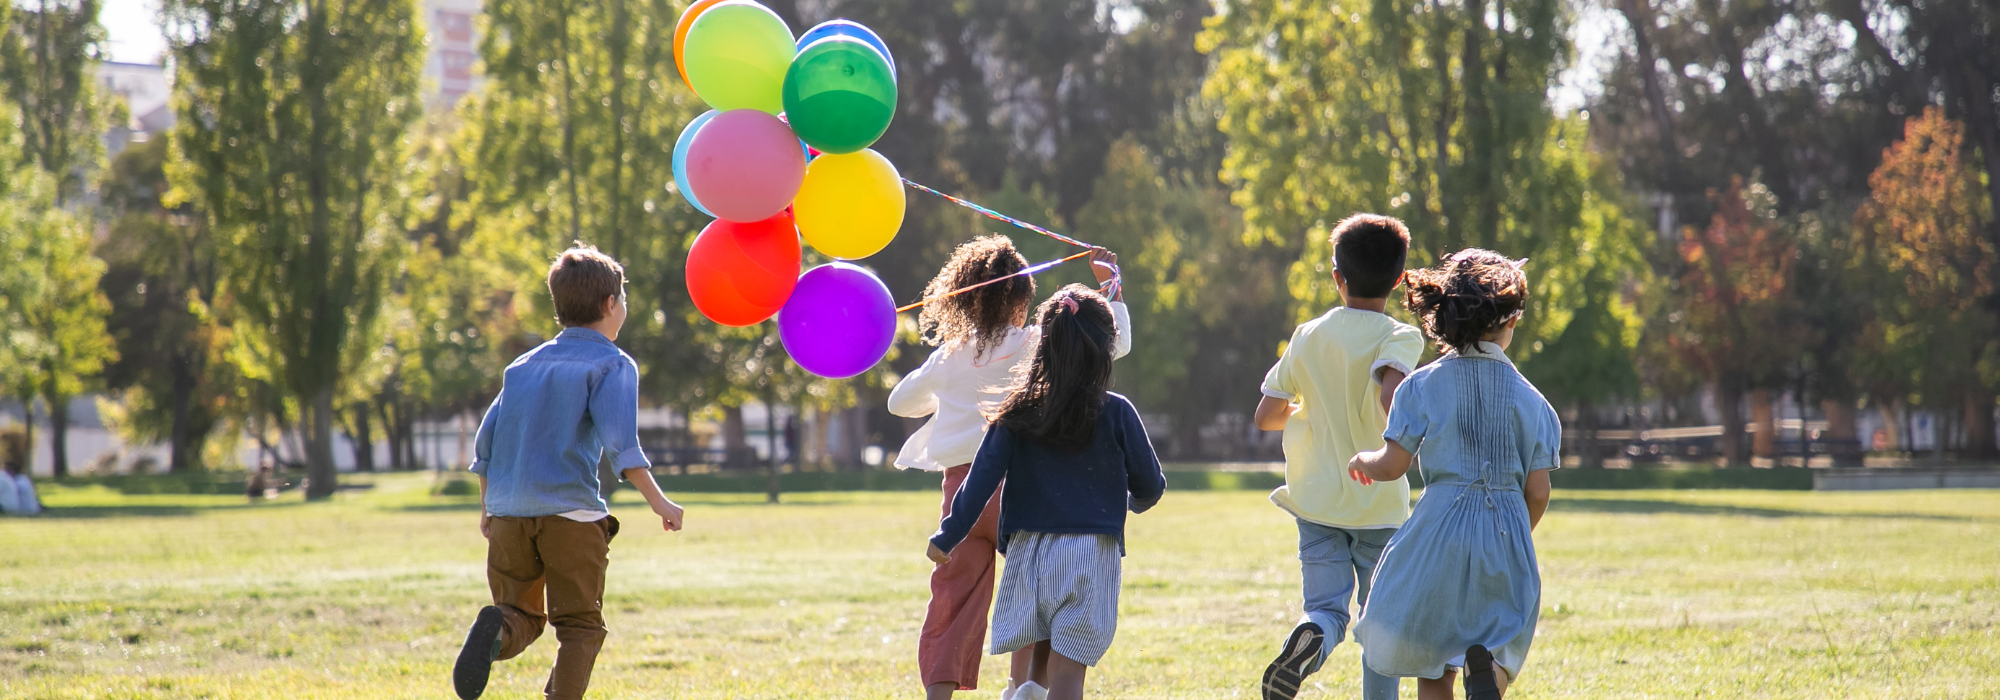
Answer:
[{"left": 1254, "top": 214, "right": 1424, "bottom": 700}]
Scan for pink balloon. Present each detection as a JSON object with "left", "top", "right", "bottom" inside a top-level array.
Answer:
[{"left": 686, "top": 109, "right": 808, "bottom": 223}]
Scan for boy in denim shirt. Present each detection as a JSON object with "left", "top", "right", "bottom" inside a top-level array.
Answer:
[{"left": 453, "top": 246, "right": 686, "bottom": 700}]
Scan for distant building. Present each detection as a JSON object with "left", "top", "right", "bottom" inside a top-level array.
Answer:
[
  {"left": 424, "top": 0, "right": 483, "bottom": 108},
  {"left": 97, "top": 61, "right": 173, "bottom": 157}
]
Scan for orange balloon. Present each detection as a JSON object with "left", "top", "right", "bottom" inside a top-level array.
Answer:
[
  {"left": 686, "top": 211, "right": 801, "bottom": 326},
  {"left": 673, "top": 0, "right": 730, "bottom": 90}
]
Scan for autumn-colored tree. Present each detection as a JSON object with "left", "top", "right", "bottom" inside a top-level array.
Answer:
[
  {"left": 1854, "top": 108, "right": 1997, "bottom": 459},
  {"left": 1668, "top": 178, "right": 1805, "bottom": 465}
]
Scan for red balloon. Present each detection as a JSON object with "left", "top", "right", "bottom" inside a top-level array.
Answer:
[{"left": 686, "top": 212, "right": 801, "bottom": 326}]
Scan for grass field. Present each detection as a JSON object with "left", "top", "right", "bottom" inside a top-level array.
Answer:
[{"left": 1, "top": 473, "right": 1996, "bottom": 699}]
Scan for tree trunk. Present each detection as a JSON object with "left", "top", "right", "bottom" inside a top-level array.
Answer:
[
  {"left": 1968, "top": 393, "right": 1998, "bottom": 461},
  {"left": 765, "top": 399, "right": 781, "bottom": 504},
  {"left": 350, "top": 404, "right": 375, "bottom": 472},
  {"left": 304, "top": 389, "right": 339, "bottom": 500},
  {"left": 48, "top": 393, "right": 70, "bottom": 478},
  {"left": 1749, "top": 388, "right": 1777, "bottom": 460},
  {"left": 1717, "top": 377, "right": 1747, "bottom": 466},
  {"left": 1821, "top": 399, "right": 1861, "bottom": 467},
  {"left": 721, "top": 405, "right": 749, "bottom": 468},
  {"left": 19, "top": 396, "right": 35, "bottom": 478},
  {"left": 1579, "top": 400, "right": 1600, "bottom": 468},
  {"left": 169, "top": 355, "right": 198, "bottom": 472}
]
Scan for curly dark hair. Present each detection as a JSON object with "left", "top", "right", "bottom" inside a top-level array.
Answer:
[
  {"left": 991, "top": 285, "right": 1117, "bottom": 450},
  {"left": 1403, "top": 248, "right": 1529, "bottom": 354},
  {"left": 917, "top": 235, "right": 1036, "bottom": 359}
]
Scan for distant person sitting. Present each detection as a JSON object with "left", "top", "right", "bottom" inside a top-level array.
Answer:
[
  {"left": 2, "top": 460, "right": 38, "bottom": 516},
  {"left": 246, "top": 455, "right": 282, "bottom": 501}
]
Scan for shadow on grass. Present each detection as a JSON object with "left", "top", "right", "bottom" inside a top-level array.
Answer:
[
  {"left": 382, "top": 493, "right": 893, "bottom": 513},
  {"left": 33, "top": 501, "right": 313, "bottom": 518},
  {"left": 1550, "top": 497, "right": 1993, "bottom": 522}
]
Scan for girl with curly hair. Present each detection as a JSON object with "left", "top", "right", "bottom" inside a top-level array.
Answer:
[
  {"left": 1347, "top": 249, "right": 1560, "bottom": 700},
  {"left": 927, "top": 284, "right": 1164, "bottom": 700},
  {"left": 888, "top": 236, "right": 1130, "bottom": 700}
]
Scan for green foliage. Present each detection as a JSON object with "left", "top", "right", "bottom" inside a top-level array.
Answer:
[
  {"left": 1201, "top": 2, "right": 1646, "bottom": 382},
  {"left": 163, "top": 0, "right": 426, "bottom": 494},
  {"left": 95, "top": 138, "right": 239, "bottom": 472},
  {"left": 0, "top": 0, "right": 111, "bottom": 204}
]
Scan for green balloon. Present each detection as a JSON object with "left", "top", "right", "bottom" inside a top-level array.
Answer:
[
  {"left": 782, "top": 37, "right": 897, "bottom": 154},
  {"left": 684, "top": 2, "right": 795, "bottom": 114}
]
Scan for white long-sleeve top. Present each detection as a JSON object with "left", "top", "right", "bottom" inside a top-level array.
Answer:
[{"left": 888, "top": 301, "right": 1131, "bottom": 471}]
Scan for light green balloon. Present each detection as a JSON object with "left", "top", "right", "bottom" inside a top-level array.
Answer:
[{"left": 683, "top": 1, "right": 796, "bottom": 114}]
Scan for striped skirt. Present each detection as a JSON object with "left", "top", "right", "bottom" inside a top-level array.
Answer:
[{"left": 990, "top": 532, "right": 1123, "bottom": 666}]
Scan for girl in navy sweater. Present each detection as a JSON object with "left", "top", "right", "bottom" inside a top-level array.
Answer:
[{"left": 927, "top": 284, "right": 1167, "bottom": 700}]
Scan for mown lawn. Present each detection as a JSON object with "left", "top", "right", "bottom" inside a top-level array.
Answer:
[{"left": 1, "top": 472, "right": 1995, "bottom": 699}]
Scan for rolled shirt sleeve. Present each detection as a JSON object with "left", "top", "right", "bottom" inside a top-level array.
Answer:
[
  {"left": 1260, "top": 329, "right": 1302, "bottom": 400},
  {"left": 468, "top": 392, "right": 502, "bottom": 476},
  {"left": 591, "top": 356, "right": 653, "bottom": 474},
  {"left": 1372, "top": 326, "right": 1425, "bottom": 385},
  {"left": 1108, "top": 301, "right": 1133, "bottom": 361}
]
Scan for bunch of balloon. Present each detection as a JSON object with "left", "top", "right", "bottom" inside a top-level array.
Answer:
[{"left": 672, "top": 3, "right": 909, "bottom": 379}]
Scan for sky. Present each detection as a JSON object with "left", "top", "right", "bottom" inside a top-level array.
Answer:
[
  {"left": 101, "top": 0, "right": 167, "bottom": 64},
  {"left": 96, "top": 0, "right": 1618, "bottom": 105}
]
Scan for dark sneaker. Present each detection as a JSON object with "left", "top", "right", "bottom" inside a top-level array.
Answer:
[
  {"left": 453, "top": 606, "right": 504, "bottom": 699},
  {"left": 1260, "top": 621, "right": 1325, "bottom": 700},
  {"left": 1464, "top": 644, "right": 1501, "bottom": 700}
]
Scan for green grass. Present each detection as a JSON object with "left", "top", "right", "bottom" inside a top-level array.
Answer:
[{"left": 1, "top": 473, "right": 1995, "bottom": 699}]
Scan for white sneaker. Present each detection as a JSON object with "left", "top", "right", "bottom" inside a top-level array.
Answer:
[
  {"left": 1001, "top": 687, "right": 1014, "bottom": 700},
  {"left": 1013, "top": 681, "right": 1049, "bottom": 700}
]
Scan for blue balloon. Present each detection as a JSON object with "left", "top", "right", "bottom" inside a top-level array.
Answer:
[
  {"left": 795, "top": 19, "right": 895, "bottom": 78},
  {"left": 672, "top": 110, "right": 719, "bottom": 217}
]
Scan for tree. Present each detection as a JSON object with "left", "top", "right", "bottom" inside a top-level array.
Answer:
[
  {"left": 0, "top": 0, "right": 109, "bottom": 205},
  {"left": 164, "top": 0, "right": 424, "bottom": 498},
  {"left": 1854, "top": 108, "right": 1997, "bottom": 460},
  {"left": 1667, "top": 178, "right": 1806, "bottom": 465},
  {"left": 0, "top": 169, "right": 117, "bottom": 479},
  {"left": 97, "top": 138, "right": 237, "bottom": 472},
  {"left": 1201, "top": 1, "right": 1643, "bottom": 377}
]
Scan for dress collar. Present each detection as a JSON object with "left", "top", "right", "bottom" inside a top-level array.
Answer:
[{"left": 1445, "top": 340, "right": 1514, "bottom": 365}]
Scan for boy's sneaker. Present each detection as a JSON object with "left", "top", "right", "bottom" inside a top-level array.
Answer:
[
  {"left": 453, "top": 606, "right": 505, "bottom": 699},
  {"left": 1260, "top": 621, "right": 1325, "bottom": 700},
  {"left": 1463, "top": 644, "right": 1501, "bottom": 700}
]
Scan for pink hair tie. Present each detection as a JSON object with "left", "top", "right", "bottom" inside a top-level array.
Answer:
[{"left": 1058, "top": 294, "right": 1079, "bottom": 313}]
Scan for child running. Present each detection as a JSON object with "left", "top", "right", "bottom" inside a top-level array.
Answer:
[
  {"left": 1349, "top": 249, "right": 1558, "bottom": 700},
  {"left": 890, "top": 235, "right": 1130, "bottom": 700},
  {"left": 1254, "top": 214, "right": 1424, "bottom": 700},
  {"left": 452, "top": 247, "right": 687, "bottom": 700},
  {"left": 926, "top": 284, "right": 1165, "bottom": 700}
]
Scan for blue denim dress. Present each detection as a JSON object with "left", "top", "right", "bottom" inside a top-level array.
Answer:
[{"left": 1354, "top": 342, "right": 1560, "bottom": 680}]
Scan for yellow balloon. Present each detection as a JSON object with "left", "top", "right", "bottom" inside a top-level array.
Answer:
[{"left": 793, "top": 149, "right": 906, "bottom": 260}]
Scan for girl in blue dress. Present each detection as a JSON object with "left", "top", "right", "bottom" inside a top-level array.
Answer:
[{"left": 1348, "top": 249, "right": 1559, "bottom": 700}]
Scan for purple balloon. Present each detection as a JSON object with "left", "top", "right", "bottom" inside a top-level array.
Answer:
[{"left": 779, "top": 262, "right": 896, "bottom": 378}]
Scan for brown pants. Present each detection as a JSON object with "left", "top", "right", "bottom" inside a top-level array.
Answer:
[
  {"left": 919, "top": 464, "right": 1004, "bottom": 690},
  {"left": 487, "top": 514, "right": 618, "bottom": 700}
]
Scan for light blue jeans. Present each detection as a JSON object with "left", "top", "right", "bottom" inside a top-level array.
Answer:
[{"left": 1297, "top": 519, "right": 1398, "bottom": 700}]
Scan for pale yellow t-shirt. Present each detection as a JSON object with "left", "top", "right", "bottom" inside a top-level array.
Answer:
[{"left": 1261, "top": 307, "right": 1426, "bottom": 529}]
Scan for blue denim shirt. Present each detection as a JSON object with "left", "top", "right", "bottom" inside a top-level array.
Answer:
[{"left": 470, "top": 327, "right": 651, "bottom": 517}]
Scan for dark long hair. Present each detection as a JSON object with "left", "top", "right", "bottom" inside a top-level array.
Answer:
[
  {"left": 917, "top": 235, "right": 1035, "bottom": 359},
  {"left": 1403, "top": 248, "right": 1529, "bottom": 353},
  {"left": 991, "top": 284, "right": 1117, "bottom": 450}
]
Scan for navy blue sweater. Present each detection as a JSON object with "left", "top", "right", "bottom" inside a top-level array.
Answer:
[{"left": 931, "top": 392, "right": 1167, "bottom": 555}]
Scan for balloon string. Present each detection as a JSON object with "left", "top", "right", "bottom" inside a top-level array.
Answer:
[
  {"left": 897, "top": 250, "right": 1093, "bottom": 313},
  {"left": 902, "top": 178, "right": 1095, "bottom": 249}
]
